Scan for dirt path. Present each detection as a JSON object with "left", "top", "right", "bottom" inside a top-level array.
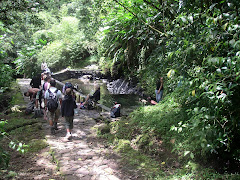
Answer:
[{"left": 17, "top": 79, "right": 142, "bottom": 180}]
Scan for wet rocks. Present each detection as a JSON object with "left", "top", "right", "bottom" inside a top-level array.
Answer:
[{"left": 107, "top": 79, "right": 141, "bottom": 95}]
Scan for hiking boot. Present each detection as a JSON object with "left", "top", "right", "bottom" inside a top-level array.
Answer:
[
  {"left": 50, "top": 127, "right": 55, "bottom": 135},
  {"left": 53, "top": 122, "right": 58, "bottom": 130}
]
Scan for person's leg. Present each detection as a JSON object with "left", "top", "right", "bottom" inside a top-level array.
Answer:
[
  {"left": 69, "top": 116, "right": 73, "bottom": 134},
  {"left": 39, "top": 90, "right": 42, "bottom": 108},
  {"left": 65, "top": 116, "right": 73, "bottom": 140},
  {"left": 53, "top": 109, "right": 60, "bottom": 130},
  {"left": 155, "top": 90, "right": 160, "bottom": 103},
  {"left": 159, "top": 90, "right": 163, "bottom": 101},
  {"left": 83, "top": 95, "right": 90, "bottom": 105},
  {"left": 47, "top": 111, "right": 55, "bottom": 134}
]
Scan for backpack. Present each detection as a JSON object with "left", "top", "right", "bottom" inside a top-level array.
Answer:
[
  {"left": 63, "top": 82, "right": 73, "bottom": 93},
  {"left": 87, "top": 100, "right": 94, "bottom": 110},
  {"left": 25, "top": 101, "right": 35, "bottom": 115},
  {"left": 47, "top": 89, "right": 59, "bottom": 112},
  {"left": 110, "top": 104, "right": 121, "bottom": 118}
]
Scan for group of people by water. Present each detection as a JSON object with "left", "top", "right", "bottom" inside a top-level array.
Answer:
[
  {"left": 24, "top": 62, "right": 100, "bottom": 140},
  {"left": 24, "top": 62, "right": 164, "bottom": 140}
]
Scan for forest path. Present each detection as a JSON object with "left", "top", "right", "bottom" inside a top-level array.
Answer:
[{"left": 18, "top": 79, "right": 142, "bottom": 180}]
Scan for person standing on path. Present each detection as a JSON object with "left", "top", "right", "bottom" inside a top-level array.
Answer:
[
  {"left": 155, "top": 76, "right": 164, "bottom": 103},
  {"left": 61, "top": 88, "right": 77, "bottom": 140},
  {"left": 30, "top": 74, "right": 41, "bottom": 89},
  {"left": 44, "top": 79, "right": 62, "bottom": 134},
  {"left": 36, "top": 76, "right": 51, "bottom": 113}
]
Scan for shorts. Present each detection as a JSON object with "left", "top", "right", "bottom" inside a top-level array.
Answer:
[
  {"left": 65, "top": 116, "right": 73, "bottom": 129},
  {"left": 36, "top": 90, "right": 42, "bottom": 100},
  {"left": 47, "top": 108, "right": 60, "bottom": 121}
]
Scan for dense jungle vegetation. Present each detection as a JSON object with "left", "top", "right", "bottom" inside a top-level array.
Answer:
[{"left": 1, "top": 0, "right": 240, "bottom": 177}]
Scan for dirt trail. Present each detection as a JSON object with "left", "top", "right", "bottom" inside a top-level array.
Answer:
[{"left": 17, "top": 79, "right": 142, "bottom": 180}]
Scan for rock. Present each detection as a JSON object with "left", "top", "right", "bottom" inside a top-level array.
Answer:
[{"left": 98, "top": 124, "right": 110, "bottom": 134}]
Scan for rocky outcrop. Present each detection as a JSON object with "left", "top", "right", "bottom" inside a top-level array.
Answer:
[
  {"left": 53, "top": 69, "right": 142, "bottom": 95},
  {"left": 107, "top": 79, "right": 142, "bottom": 95},
  {"left": 52, "top": 69, "right": 104, "bottom": 82}
]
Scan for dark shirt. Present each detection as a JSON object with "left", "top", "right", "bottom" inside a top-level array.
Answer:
[
  {"left": 90, "top": 88, "right": 100, "bottom": 102},
  {"left": 30, "top": 76, "right": 41, "bottom": 88},
  {"left": 61, "top": 95, "right": 77, "bottom": 117},
  {"left": 156, "top": 80, "right": 164, "bottom": 90}
]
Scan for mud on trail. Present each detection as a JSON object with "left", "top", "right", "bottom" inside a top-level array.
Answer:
[{"left": 0, "top": 79, "right": 145, "bottom": 180}]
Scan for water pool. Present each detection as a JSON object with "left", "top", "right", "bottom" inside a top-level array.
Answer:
[{"left": 61, "top": 78, "right": 142, "bottom": 114}]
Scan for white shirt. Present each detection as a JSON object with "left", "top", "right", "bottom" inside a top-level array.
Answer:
[{"left": 44, "top": 87, "right": 62, "bottom": 101}]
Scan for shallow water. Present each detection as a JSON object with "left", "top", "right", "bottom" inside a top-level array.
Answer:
[{"left": 62, "top": 78, "right": 142, "bottom": 114}]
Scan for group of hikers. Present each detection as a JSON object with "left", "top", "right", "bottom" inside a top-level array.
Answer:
[
  {"left": 24, "top": 62, "right": 100, "bottom": 140},
  {"left": 24, "top": 62, "right": 164, "bottom": 140}
]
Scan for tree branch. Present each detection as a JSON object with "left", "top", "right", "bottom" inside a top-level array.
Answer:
[
  {"left": 143, "top": 0, "right": 161, "bottom": 11},
  {"left": 112, "top": 0, "right": 166, "bottom": 36}
]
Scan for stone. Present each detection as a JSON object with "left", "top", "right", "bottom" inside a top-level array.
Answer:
[
  {"left": 106, "top": 175, "right": 120, "bottom": 180},
  {"left": 64, "top": 175, "right": 79, "bottom": 180},
  {"left": 81, "top": 175, "right": 93, "bottom": 180},
  {"left": 75, "top": 168, "right": 89, "bottom": 176},
  {"left": 98, "top": 124, "right": 110, "bottom": 134}
]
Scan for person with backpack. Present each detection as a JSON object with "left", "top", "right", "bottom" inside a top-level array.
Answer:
[
  {"left": 44, "top": 79, "right": 62, "bottom": 134},
  {"left": 61, "top": 88, "right": 77, "bottom": 140},
  {"left": 36, "top": 76, "right": 51, "bottom": 115}
]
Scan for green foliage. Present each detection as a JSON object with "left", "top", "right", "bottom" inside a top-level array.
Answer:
[
  {"left": 1, "top": 0, "right": 240, "bottom": 173},
  {"left": 0, "top": 64, "right": 14, "bottom": 91},
  {"left": 0, "top": 120, "right": 10, "bottom": 169},
  {"left": 91, "top": 0, "right": 240, "bottom": 165},
  {"left": 28, "top": 139, "right": 48, "bottom": 153},
  {"left": 0, "top": 119, "right": 29, "bottom": 169}
]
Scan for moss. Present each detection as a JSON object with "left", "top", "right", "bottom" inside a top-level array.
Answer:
[
  {"left": 3, "top": 116, "right": 38, "bottom": 132},
  {"left": 97, "top": 124, "right": 110, "bottom": 135},
  {"left": 28, "top": 139, "right": 48, "bottom": 153},
  {"left": 5, "top": 171, "right": 17, "bottom": 178},
  {"left": 114, "top": 139, "right": 131, "bottom": 153},
  {"left": 9, "top": 81, "right": 25, "bottom": 106}
]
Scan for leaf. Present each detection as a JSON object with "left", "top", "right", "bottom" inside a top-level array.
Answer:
[
  {"left": 222, "top": 23, "right": 228, "bottom": 30},
  {"left": 184, "top": 151, "right": 190, "bottom": 156},
  {"left": 192, "top": 90, "right": 195, "bottom": 96},
  {"left": 190, "top": 152, "right": 194, "bottom": 159},
  {"left": 229, "top": 39, "right": 235, "bottom": 47},
  {"left": 188, "top": 15, "right": 193, "bottom": 23},
  {"left": 167, "top": 69, "right": 173, "bottom": 78}
]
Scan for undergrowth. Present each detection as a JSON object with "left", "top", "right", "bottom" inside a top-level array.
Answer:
[
  {"left": 0, "top": 81, "right": 48, "bottom": 173},
  {"left": 97, "top": 88, "right": 240, "bottom": 179}
]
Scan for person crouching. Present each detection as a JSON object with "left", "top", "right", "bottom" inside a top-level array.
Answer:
[{"left": 61, "top": 88, "right": 77, "bottom": 140}]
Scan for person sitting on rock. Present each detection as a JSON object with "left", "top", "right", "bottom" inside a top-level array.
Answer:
[{"left": 82, "top": 84, "right": 100, "bottom": 108}]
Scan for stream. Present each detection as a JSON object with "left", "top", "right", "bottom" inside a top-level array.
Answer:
[{"left": 61, "top": 78, "right": 142, "bottom": 114}]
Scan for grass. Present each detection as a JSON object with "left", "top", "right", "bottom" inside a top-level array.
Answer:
[
  {"left": 10, "top": 81, "right": 25, "bottom": 106},
  {"left": 97, "top": 94, "right": 240, "bottom": 179},
  {"left": 1, "top": 80, "right": 48, "bottom": 157}
]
